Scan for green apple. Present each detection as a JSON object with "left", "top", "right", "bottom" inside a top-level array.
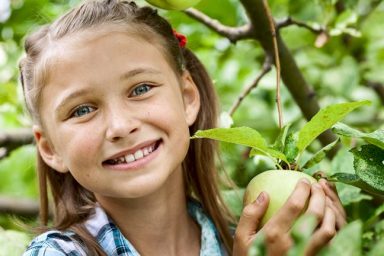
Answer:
[
  {"left": 243, "top": 170, "right": 316, "bottom": 227},
  {"left": 145, "top": 0, "right": 202, "bottom": 10}
]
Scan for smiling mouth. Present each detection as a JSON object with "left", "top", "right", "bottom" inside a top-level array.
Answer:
[{"left": 103, "top": 140, "right": 161, "bottom": 165}]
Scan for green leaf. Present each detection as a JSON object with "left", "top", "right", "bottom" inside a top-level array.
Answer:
[
  {"left": 332, "top": 122, "right": 384, "bottom": 149},
  {"left": 248, "top": 233, "right": 266, "bottom": 256},
  {"left": 0, "top": 228, "right": 31, "bottom": 256},
  {"left": 192, "top": 127, "right": 287, "bottom": 162},
  {"left": 221, "top": 189, "right": 244, "bottom": 217},
  {"left": 320, "top": 220, "right": 362, "bottom": 256},
  {"left": 330, "top": 173, "right": 383, "bottom": 196},
  {"left": 283, "top": 132, "right": 299, "bottom": 164},
  {"left": 330, "top": 148, "right": 372, "bottom": 205},
  {"left": 296, "top": 100, "right": 370, "bottom": 155},
  {"left": 367, "top": 237, "right": 384, "bottom": 256},
  {"left": 272, "top": 123, "right": 292, "bottom": 152},
  {"left": 364, "top": 204, "right": 384, "bottom": 229},
  {"left": 288, "top": 215, "right": 317, "bottom": 256},
  {"left": 192, "top": 127, "right": 267, "bottom": 147},
  {"left": 248, "top": 148, "right": 288, "bottom": 164},
  {"left": 337, "top": 184, "right": 372, "bottom": 205},
  {"left": 335, "top": 9, "right": 358, "bottom": 29},
  {"left": 302, "top": 138, "right": 340, "bottom": 169},
  {"left": 351, "top": 145, "right": 384, "bottom": 194}
]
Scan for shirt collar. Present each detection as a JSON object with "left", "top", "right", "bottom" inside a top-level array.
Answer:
[{"left": 84, "top": 201, "right": 224, "bottom": 255}]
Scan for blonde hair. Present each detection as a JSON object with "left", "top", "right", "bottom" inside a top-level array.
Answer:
[{"left": 20, "top": 0, "right": 234, "bottom": 254}]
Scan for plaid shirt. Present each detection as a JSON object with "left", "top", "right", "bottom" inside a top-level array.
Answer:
[{"left": 23, "top": 200, "right": 227, "bottom": 255}]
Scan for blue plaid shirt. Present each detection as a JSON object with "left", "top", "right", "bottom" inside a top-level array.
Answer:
[{"left": 23, "top": 201, "right": 227, "bottom": 255}]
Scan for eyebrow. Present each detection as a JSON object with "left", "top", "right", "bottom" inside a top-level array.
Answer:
[
  {"left": 55, "top": 89, "right": 91, "bottom": 115},
  {"left": 119, "top": 67, "right": 162, "bottom": 81}
]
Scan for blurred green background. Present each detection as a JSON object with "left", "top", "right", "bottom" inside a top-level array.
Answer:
[{"left": 0, "top": 0, "right": 383, "bottom": 255}]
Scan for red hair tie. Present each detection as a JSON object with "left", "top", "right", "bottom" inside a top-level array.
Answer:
[{"left": 173, "top": 29, "right": 187, "bottom": 48}]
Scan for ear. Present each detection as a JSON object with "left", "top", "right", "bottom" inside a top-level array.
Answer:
[
  {"left": 181, "top": 71, "right": 200, "bottom": 126},
  {"left": 33, "top": 125, "right": 68, "bottom": 173}
]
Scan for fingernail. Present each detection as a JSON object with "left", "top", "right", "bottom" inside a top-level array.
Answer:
[
  {"left": 300, "top": 178, "right": 310, "bottom": 185},
  {"left": 313, "top": 183, "right": 322, "bottom": 189},
  {"left": 256, "top": 191, "right": 265, "bottom": 204}
]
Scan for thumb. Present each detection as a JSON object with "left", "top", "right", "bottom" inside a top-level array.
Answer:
[{"left": 234, "top": 192, "right": 269, "bottom": 255}]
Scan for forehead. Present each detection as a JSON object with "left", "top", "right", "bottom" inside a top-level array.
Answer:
[
  {"left": 47, "top": 24, "right": 163, "bottom": 60},
  {"left": 41, "top": 24, "right": 175, "bottom": 80}
]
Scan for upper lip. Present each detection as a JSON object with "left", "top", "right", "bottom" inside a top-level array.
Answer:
[{"left": 103, "top": 139, "right": 160, "bottom": 162}]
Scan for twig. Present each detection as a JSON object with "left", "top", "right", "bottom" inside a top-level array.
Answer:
[
  {"left": 184, "top": 8, "right": 253, "bottom": 43},
  {"left": 262, "top": 0, "right": 283, "bottom": 128},
  {"left": 194, "top": 0, "right": 339, "bottom": 151},
  {"left": 229, "top": 56, "right": 273, "bottom": 116},
  {"left": 277, "top": 17, "right": 329, "bottom": 48},
  {"left": 276, "top": 17, "right": 326, "bottom": 34}
]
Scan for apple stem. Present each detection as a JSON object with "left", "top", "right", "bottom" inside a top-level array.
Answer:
[
  {"left": 275, "top": 161, "right": 283, "bottom": 170},
  {"left": 262, "top": 0, "right": 283, "bottom": 129}
]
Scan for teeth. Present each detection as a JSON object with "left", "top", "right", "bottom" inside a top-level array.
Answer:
[
  {"left": 125, "top": 154, "right": 135, "bottom": 163},
  {"left": 134, "top": 149, "right": 144, "bottom": 160},
  {"left": 110, "top": 143, "right": 157, "bottom": 165},
  {"left": 117, "top": 157, "right": 125, "bottom": 164}
]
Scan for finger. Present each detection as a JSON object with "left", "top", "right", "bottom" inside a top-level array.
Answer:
[
  {"left": 269, "top": 178, "right": 311, "bottom": 231},
  {"left": 305, "top": 183, "right": 326, "bottom": 224},
  {"left": 319, "top": 179, "right": 346, "bottom": 219},
  {"left": 305, "top": 206, "right": 336, "bottom": 256},
  {"left": 325, "top": 197, "right": 346, "bottom": 230},
  {"left": 266, "top": 234, "right": 293, "bottom": 256},
  {"left": 319, "top": 179, "right": 346, "bottom": 229},
  {"left": 319, "top": 179, "right": 340, "bottom": 202},
  {"left": 234, "top": 192, "right": 269, "bottom": 255}
]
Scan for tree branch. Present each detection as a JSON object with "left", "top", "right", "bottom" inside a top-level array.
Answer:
[
  {"left": 277, "top": 17, "right": 326, "bottom": 34},
  {"left": 238, "top": 0, "right": 338, "bottom": 150},
  {"left": 277, "top": 17, "right": 329, "bottom": 48},
  {"left": 229, "top": 55, "right": 273, "bottom": 116},
  {"left": 262, "top": 0, "right": 283, "bottom": 128},
  {"left": 0, "top": 129, "right": 34, "bottom": 160},
  {"left": 184, "top": 8, "right": 252, "bottom": 43},
  {"left": 0, "top": 196, "right": 39, "bottom": 218}
]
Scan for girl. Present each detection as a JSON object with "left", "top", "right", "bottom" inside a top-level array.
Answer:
[{"left": 20, "top": 0, "right": 346, "bottom": 255}]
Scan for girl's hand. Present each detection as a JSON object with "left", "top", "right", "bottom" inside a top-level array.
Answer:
[
  {"left": 319, "top": 178, "right": 347, "bottom": 230},
  {"left": 233, "top": 178, "right": 346, "bottom": 256},
  {"left": 302, "top": 179, "right": 346, "bottom": 255}
]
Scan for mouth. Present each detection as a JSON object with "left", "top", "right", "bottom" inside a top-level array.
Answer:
[{"left": 103, "top": 139, "right": 162, "bottom": 166}]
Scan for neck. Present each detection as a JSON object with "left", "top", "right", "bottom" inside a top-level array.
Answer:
[{"left": 95, "top": 169, "right": 201, "bottom": 256}]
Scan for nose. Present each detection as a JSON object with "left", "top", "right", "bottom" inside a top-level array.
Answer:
[{"left": 105, "top": 104, "right": 139, "bottom": 142}]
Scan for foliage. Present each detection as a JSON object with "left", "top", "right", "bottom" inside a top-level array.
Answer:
[
  {"left": 0, "top": 0, "right": 383, "bottom": 254},
  {"left": 193, "top": 100, "right": 372, "bottom": 168},
  {"left": 194, "top": 100, "right": 384, "bottom": 254},
  {"left": 0, "top": 227, "right": 31, "bottom": 256}
]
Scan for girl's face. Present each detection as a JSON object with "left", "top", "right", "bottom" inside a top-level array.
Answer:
[{"left": 34, "top": 29, "right": 200, "bottom": 200}]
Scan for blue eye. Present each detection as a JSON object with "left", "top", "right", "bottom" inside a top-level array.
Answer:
[
  {"left": 72, "top": 105, "right": 96, "bottom": 118},
  {"left": 131, "top": 84, "right": 152, "bottom": 97}
]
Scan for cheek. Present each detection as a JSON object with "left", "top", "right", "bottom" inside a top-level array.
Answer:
[
  {"left": 58, "top": 125, "right": 102, "bottom": 168},
  {"left": 145, "top": 98, "right": 190, "bottom": 133}
]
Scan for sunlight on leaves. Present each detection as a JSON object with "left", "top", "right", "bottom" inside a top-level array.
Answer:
[
  {"left": 351, "top": 145, "right": 384, "bottom": 193},
  {"left": 296, "top": 100, "right": 370, "bottom": 155},
  {"left": 192, "top": 127, "right": 287, "bottom": 163},
  {"left": 332, "top": 123, "right": 384, "bottom": 150}
]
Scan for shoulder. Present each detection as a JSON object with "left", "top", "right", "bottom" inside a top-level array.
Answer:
[{"left": 23, "top": 230, "right": 87, "bottom": 256}]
